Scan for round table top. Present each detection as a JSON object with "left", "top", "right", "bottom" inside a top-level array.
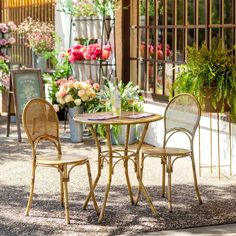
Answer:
[{"left": 74, "top": 111, "right": 163, "bottom": 125}]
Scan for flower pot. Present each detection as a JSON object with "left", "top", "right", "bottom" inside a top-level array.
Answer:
[
  {"left": 111, "top": 125, "right": 136, "bottom": 145},
  {"left": 33, "top": 54, "right": 47, "bottom": 73},
  {"left": 87, "top": 16, "right": 103, "bottom": 39},
  {"left": 203, "top": 96, "right": 230, "bottom": 113},
  {"left": 73, "top": 16, "right": 88, "bottom": 39},
  {"left": 90, "top": 60, "right": 99, "bottom": 82},
  {"left": 201, "top": 87, "right": 230, "bottom": 113},
  {"left": 72, "top": 63, "right": 85, "bottom": 81},
  {"left": 68, "top": 106, "right": 84, "bottom": 142}
]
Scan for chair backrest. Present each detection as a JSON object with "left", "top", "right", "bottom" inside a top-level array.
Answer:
[
  {"left": 22, "top": 98, "right": 59, "bottom": 146},
  {"left": 164, "top": 93, "right": 201, "bottom": 139}
]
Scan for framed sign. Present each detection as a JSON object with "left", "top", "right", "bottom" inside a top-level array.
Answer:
[{"left": 7, "top": 68, "right": 44, "bottom": 142}]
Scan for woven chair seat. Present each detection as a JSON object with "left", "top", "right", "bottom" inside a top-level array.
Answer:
[
  {"left": 142, "top": 145, "right": 191, "bottom": 157},
  {"left": 36, "top": 154, "right": 88, "bottom": 165}
]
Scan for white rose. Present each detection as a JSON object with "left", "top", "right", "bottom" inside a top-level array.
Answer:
[
  {"left": 53, "top": 104, "right": 59, "bottom": 112},
  {"left": 57, "top": 97, "right": 65, "bottom": 105},
  {"left": 74, "top": 99, "right": 82, "bottom": 106},
  {"left": 65, "top": 94, "right": 74, "bottom": 103}
]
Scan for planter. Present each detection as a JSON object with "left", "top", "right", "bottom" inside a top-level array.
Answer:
[
  {"left": 72, "top": 61, "right": 102, "bottom": 82},
  {"left": 230, "top": 95, "right": 236, "bottom": 123},
  {"left": 68, "top": 106, "right": 84, "bottom": 143},
  {"left": 201, "top": 87, "right": 230, "bottom": 113},
  {"left": 73, "top": 16, "right": 87, "bottom": 39},
  {"left": 73, "top": 16, "right": 111, "bottom": 39},
  {"left": 33, "top": 54, "right": 47, "bottom": 73},
  {"left": 111, "top": 125, "right": 136, "bottom": 145},
  {"left": 203, "top": 96, "right": 230, "bottom": 113}
]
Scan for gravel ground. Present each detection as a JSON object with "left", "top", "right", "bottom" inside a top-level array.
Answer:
[{"left": 1, "top": 116, "right": 236, "bottom": 236}]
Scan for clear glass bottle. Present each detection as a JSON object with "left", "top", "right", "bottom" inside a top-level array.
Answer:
[{"left": 111, "top": 77, "right": 121, "bottom": 116}]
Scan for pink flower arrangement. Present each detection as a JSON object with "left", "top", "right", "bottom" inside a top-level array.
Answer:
[
  {"left": 0, "top": 59, "right": 10, "bottom": 91},
  {"left": 65, "top": 43, "right": 112, "bottom": 63},
  {"left": 0, "top": 37, "right": 16, "bottom": 47},
  {"left": 55, "top": 77, "right": 100, "bottom": 108},
  {"left": 0, "top": 21, "right": 17, "bottom": 34},
  {"left": 18, "top": 17, "right": 55, "bottom": 55}
]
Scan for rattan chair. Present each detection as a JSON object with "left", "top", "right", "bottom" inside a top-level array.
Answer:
[
  {"left": 22, "top": 98, "right": 99, "bottom": 224},
  {"left": 137, "top": 93, "right": 202, "bottom": 212}
]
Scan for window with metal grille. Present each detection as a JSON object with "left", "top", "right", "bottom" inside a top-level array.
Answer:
[{"left": 129, "top": 0, "right": 236, "bottom": 101}]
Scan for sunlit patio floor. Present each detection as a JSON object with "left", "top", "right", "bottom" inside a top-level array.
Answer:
[{"left": 1, "top": 115, "right": 236, "bottom": 235}]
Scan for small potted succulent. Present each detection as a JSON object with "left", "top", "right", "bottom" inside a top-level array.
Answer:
[{"left": 173, "top": 40, "right": 236, "bottom": 113}]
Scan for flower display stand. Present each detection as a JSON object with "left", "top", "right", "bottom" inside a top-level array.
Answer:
[
  {"left": 69, "top": 15, "right": 116, "bottom": 84},
  {"left": 68, "top": 106, "right": 84, "bottom": 142}
]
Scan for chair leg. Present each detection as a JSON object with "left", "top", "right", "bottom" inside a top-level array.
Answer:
[
  {"left": 167, "top": 156, "right": 172, "bottom": 212},
  {"left": 62, "top": 165, "right": 70, "bottom": 224},
  {"left": 161, "top": 158, "right": 166, "bottom": 198},
  {"left": 86, "top": 161, "right": 100, "bottom": 215},
  {"left": 135, "top": 152, "right": 145, "bottom": 205},
  {"left": 59, "top": 168, "right": 64, "bottom": 207},
  {"left": 191, "top": 153, "right": 203, "bottom": 204},
  {"left": 25, "top": 164, "right": 37, "bottom": 216}
]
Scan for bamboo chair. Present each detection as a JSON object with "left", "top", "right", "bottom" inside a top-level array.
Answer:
[
  {"left": 22, "top": 98, "right": 99, "bottom": 224},
  {"left": 137, "top": 93, "right": 202, "bottom": 212}
]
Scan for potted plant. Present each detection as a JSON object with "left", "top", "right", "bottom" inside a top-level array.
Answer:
[
  {"left": 53, "top": 77, "right": 100, "bottom": 142},
  {"left": 173, "top": 40, "right": 236, "bottom": 113},
  {"left": 0, "top": 59, "right": 10, "bottom": 92},
  {"left": 64, "top": 43, "right": 111, "bottom": 81},
  {"left": 60, "top": 0, "right": 119, "bottom": 39},
  {"left": 17, "top": 17, "right": 56, "bottom": 72},
  {"left": 92, "top": 80, "right": 144, "bottom": 144}
]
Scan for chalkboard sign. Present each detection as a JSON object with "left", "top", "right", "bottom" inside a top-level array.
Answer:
[{"left": 8, "top": 69, "right": 44, "bottom": 142}]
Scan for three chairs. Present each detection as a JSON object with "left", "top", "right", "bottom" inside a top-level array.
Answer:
[
  {"left": 22, "top": 98, "right": 99, "bottom": 224},
  {"left": 136, "top": 93, "right": 202, "bottom": 211}
]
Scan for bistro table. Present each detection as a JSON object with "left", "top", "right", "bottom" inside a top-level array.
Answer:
[{"left": 74, "top": 111, "right": 163, "bottom": 223}]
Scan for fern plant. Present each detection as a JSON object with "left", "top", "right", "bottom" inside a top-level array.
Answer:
[{"left": 173, "top": 40, "right": 236, "bottom": 112}]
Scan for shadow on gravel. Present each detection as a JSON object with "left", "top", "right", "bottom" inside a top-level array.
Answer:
[{"left": 1, "top": 182, "right": 236, "bottom": 236}]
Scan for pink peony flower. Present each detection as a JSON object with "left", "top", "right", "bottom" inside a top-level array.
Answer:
[
  {"left": 8, "top": 37, "right": 16, "bottom": 44},
  {"left": 78, "top": 89, "right": 85, "bottom": 98},
  {"left": 53, "top": 104, "right": 60, "bottom": 112},
  {"left": 93, "top": 83, "right": 100, "bottom": 91},
  {"left": 0, "top": 39, "right": 7, "bottom": 46}
]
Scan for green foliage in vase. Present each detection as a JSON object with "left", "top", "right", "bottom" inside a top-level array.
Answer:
[
  {"left": 88, "top": 80, "right": 144, "bottom": 142},
  {"left": 173, "top": 40, "right": 236, "bottom": 112}
]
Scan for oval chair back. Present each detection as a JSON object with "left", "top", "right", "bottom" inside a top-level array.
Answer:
[
  {"left": 164, "top": 93, "right": 201, "bottom": 146},
  {"left": 22, "top": 98, "right": 60, "bottom": 148}
]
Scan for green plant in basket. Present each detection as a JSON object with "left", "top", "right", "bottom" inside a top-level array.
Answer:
[{"left": 173, "top": 39, "right": 236, "bottom": 112}]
